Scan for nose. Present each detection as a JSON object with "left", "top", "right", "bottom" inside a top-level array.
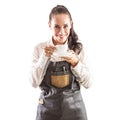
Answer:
[{"left": 59, "top": 27, "right": 65, "bottom": 35}]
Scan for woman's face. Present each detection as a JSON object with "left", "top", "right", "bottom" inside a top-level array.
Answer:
[{"left": 49, "top": 14, "right": 72, "bottom": 45}]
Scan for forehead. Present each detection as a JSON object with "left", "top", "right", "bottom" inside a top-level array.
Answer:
[{"left": 50, "top": 14, "right": 71, "bottom": 25}]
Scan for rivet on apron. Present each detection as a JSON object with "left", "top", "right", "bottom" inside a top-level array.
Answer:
[{"left": 39, "top": 98, "right": 44, "bottom": 105}]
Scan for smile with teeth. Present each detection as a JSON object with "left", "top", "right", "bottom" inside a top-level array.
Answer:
[{"left": 58, "top": 35, "right": 65, "bottom": 38}]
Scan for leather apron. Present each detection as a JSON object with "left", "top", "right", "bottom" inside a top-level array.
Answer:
[{"left": 36, "top": 61, "right": 88, "bottom": 120}]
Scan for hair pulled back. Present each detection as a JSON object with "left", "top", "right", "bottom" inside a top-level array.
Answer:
[{"left": 49, "top": 5, "right": 83, "bottom": 54}]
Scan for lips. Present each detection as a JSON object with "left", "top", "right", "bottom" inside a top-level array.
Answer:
[
  {"left": 59, "top": 36, "right": 64, "bottom": 39},
  {"left": 57, "top": 34, "right": 66, "bottom": 38},
  {"left": 55, "top": 34, "right": 67, "bottom": 40}
]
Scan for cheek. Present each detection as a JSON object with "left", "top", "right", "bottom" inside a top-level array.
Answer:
[
  {"left": 51, "top": 27, "right": 71, "bottom": 35},
  {"left": 67, "top": 28, "right": 71, "bottom": 34},
  {"left": 53, "top": 30, "right": 59, "bottom": 35},
  {"left": 51, "top": 28, "right": 57, "bottom": 34}
]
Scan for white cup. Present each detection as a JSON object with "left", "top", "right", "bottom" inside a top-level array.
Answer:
[{"left": 53, "top": 45, "right": 68, "bottom": 57}]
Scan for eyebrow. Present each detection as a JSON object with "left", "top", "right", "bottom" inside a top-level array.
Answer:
[{"left": 54, "top": 24, "right": 68, "bottom": 26}]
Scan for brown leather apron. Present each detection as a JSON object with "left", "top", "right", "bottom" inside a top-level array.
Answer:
[{"left": 36, "top": 61, "right": 88, "bottom": 120}]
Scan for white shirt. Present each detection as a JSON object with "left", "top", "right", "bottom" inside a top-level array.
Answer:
[{"left": 30, "top": 39, "right": 91, "bottom": 89}]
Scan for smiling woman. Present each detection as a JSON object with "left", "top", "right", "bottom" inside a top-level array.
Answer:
[
  {"left": 49, "top": 13, "right": 72, "bottom": 45},
  {"left": 30, "top": 5, "right": 90, "bottom": 120}
]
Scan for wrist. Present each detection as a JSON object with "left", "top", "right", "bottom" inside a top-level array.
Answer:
[{"left": 71, "top": 57, "right": 79, "bottom": 67}]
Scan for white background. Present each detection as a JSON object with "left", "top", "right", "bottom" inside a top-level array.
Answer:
[{"left": 0, "top": 0, "right": 120, "bottom": 120}]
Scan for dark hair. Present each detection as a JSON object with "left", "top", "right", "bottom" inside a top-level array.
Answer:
[{"left": 49, "top": 5, "right": 83, "bottom": 54}]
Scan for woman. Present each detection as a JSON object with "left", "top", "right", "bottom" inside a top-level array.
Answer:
[{"left": 30, "top": 5, "right": 90, "bottom": 120}]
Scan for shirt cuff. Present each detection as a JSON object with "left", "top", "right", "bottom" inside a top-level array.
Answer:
[
  {"left": 71, "top": 61, "right": 91, "bottom": 88},
  {"left": 71, "top": 61, "right": 83, "bottom": 75}
]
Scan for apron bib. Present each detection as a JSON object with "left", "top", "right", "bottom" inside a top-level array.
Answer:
[{"left": 36, "top": 61, "right": 87, "bottom": 120}]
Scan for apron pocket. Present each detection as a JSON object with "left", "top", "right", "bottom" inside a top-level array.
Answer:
[{"left": 51, "top": 71, "right": 70, "bottom": 88}]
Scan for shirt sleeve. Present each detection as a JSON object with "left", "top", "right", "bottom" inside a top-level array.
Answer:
[
  {"left": 71, "top": 49, "right": 91, "bottom": 89},
  {"left": 30, "top": 44, "right": 50, "bottom": 88}
]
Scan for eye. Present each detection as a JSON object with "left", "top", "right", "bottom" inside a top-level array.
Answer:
[
  {"left": 54, "top": 25, "right": 60, "bottom": 29},
  {"left": 64, "top": 24, "right": 68, "bottom": 29}
]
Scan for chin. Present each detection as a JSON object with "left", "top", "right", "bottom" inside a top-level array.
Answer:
[
  {"left": 58, "top": 39, "right": 67, "bottom": 44},
  {"left": 58, "top": 37, "right": 67, "bottom": 41},
  {"left": 53, "top": 36, "right": 68, "bottom": 44}
]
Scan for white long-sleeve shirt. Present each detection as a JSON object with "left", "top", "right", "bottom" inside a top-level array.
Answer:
[{"left": 30, "top": 39, "right": 91, "bottom": 89}]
